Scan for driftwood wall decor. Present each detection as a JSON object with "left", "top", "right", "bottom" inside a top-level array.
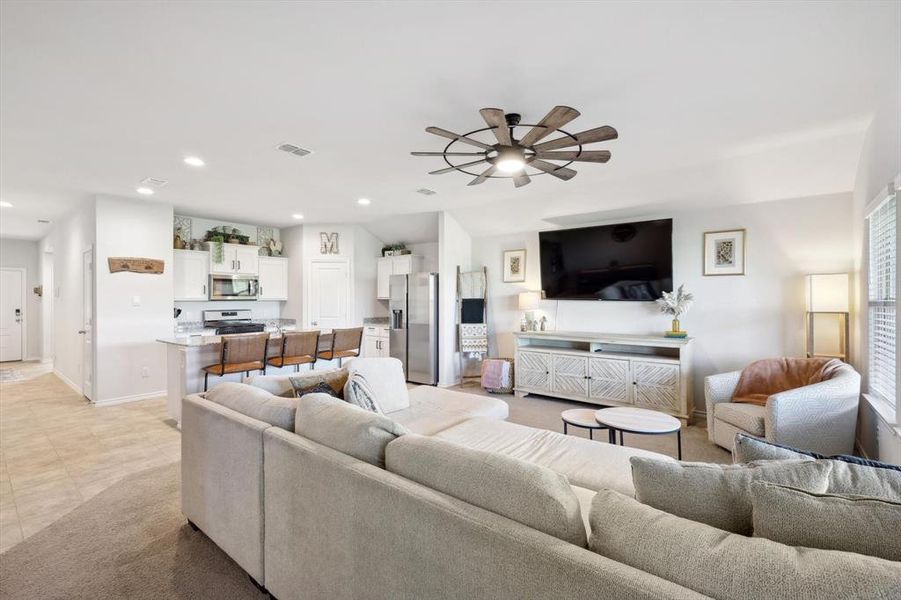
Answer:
[{"left": 107, "top": 257, "right": 165, "bottom": 274}]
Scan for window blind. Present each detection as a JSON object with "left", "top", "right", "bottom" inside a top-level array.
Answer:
[{"left": 867, "top": 191, "right": 897, "bottom": 407}]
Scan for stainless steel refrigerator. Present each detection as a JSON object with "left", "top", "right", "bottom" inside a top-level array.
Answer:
[{"left": 389, "top": 272, "right": 438, "bottom": 384}]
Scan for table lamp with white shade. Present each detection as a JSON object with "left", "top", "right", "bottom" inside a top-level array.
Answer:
[
  {"left": 518, "top": 291, "right": 542, "bottom": 331},
  {"left": 805, "top": 273, "right": 850, "bottom": 362}
]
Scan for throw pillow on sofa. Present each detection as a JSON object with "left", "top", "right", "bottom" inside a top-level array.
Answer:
[
  {"left": 343, "top": 372, "right": 383, "bottom": 413},
  {"left": 630, "top": 456, "right": 832, "bottom": 534},
  {"left": 733, "top": 433, "right": 901, "bottom": 501},
  {"left": 295, "top": 393, "right": 408, "bottom": 468},
  {"left": 205, "top": 382, "right": 297, "bottom": 430},
  {"left": 588, "top": 489, "right": 901, "bottom": 600},
  {"left": 386, "top": 434, "right": 587, "bottom": 547},
  {"left": 749, "top": 481, "right": 901, "bottom": 562},
  {"left": 288, "top": 368, "right": 348, "bottom": 399}
]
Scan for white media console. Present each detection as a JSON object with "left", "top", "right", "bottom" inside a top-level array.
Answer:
[{"left": 513, "top": 331, "right": 694, "bottom": 423}]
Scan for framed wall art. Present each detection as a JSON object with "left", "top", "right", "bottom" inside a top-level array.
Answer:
[
  {"left": 503, "top": 249, "right": 526, "bottom": 283},
  {"left": 703, "top": 229, "right": 746, "bottom": 276}
]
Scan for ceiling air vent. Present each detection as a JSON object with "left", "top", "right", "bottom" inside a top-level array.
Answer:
[
  {"left": 416, "top": 188, "right": 437, "bottom": 196},
  {"left": 277, "top": 143, "right": 313, "bottom": 157},
  {"left": 139, "top": 177, "right": 168, "bottom": 188},
  {"left": 37, "top": 219, "right": 51, "bottom": 224}
]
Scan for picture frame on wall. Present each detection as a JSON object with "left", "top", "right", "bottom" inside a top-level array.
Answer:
[
  {"left": 703, "top": 229, "right": 746, "bottom": 276},
  {"left": 503, "top": 249, "right": 526, "bottom": 283}
]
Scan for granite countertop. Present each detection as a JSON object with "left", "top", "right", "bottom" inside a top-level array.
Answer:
[
  {"left": 158, "top": 325, "right": 320, "bottom": 348},
  {"left": 363, "top": 317, "right": 389, "bottom": 325}
]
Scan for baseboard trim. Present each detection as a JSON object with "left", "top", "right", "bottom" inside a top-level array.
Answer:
[
  {"left": 693, "top": 409, "right": 707, "bottom": 422},
  {"left": 93, "top": 390, "right": 166, "bottom": 407},
  {"left": 53, "top": 369, "right": 82, "bottom": 395}
]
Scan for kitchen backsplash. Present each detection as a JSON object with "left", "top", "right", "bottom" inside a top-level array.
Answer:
[{"left": 174, "top": 300, "right": 285, "bottom": 322}]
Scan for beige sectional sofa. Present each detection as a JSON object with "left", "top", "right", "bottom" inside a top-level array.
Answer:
[{"left": 181, "top": 358, "right": 901, "bottom": 600}]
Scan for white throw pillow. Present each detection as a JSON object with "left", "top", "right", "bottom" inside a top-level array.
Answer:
[{"left": 345, "top": 357, "right": 409, "bottom": 413}]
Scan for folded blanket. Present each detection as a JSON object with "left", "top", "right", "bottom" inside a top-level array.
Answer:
[{"left": 732, "top": 358, "right": 844, "bottom": 406}]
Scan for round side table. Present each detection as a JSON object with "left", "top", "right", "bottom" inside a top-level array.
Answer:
[
  {"left": 594, "top": 406, "right": 682, "bottom": 459},
  {"left": 561, "top": 408, "right": 609, "bottom": 441}
]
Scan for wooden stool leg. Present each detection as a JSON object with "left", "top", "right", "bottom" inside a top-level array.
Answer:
[
  {"left": 295, "top": 364, "right": 300, "bottom": 373},
  {"left": 563, "top": 421, "right": 568, "bottom": 435},
  {"left": 589, "top": 429, "right": 593, "bottom": 441},
  {"left": 204, "top": 372, "right": 209, "bottom": 392}
]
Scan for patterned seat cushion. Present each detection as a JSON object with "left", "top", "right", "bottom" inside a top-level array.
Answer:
[{"left": 715, "top": 402, "right": 765, "bottom": 436}]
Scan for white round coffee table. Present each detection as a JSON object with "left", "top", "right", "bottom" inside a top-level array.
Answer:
[
  {"left": 561, "top": 408, "right": 609, "bottom": 441},
  {"left": 594, "top": 407, "right": 682, "bottom": 459}
]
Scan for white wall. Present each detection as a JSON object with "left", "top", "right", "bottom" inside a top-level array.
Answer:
[
  {"left": 471, "top": 193, "right": 855, "bottom": 411},
  {"left": 408, "top": 241, "right": 439, "bottom": 273},
  {"left": 93, "top": 196, "right": 174, "bottom": 403},
  {"left": 46, "top": 201, "right": 95, "bottom": 393},
  {"left": 437, "top": 211, "right": 472, "bottom": 386},
  {"left": 354, "top": 226, "right": 387, "bottom": 321},
  {"left": 0, "top": 238, "right": 42, "bottom": 360},
  {"left": 40, "top": 244, "right": 53, "bottom": 362},
  {"left": 280, "top": 224, "right": 304, "bottom": 325}
]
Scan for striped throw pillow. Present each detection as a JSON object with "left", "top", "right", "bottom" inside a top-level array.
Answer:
[{"left": 344, "top": 372, "right": 383, "bottom": 414}]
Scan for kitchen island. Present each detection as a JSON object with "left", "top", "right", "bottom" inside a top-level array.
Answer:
[{"left": 157, "top": 326, "right": 337, "bottom": 424}]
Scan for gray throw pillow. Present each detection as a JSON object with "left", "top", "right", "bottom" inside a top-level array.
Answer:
[
  {"left": 630, "top": 457, "right": 832, "bottom": 534},
  {"left": 294, "top": 393, "right": 408, "bottom": 468},
  {"left": 205, "top": 382, "right": 298, "bottom": 430},
  {"left": 750, "top": 481, "right": 901, "bottom": 561},
  {"left": 288, "top": 368, "right": 348, "bottom": 399},
  {"left": 386, "top": 434, "right": 587, "bottom": 547},
  {"left": 588, "top": 489, "right": 901, "bottom": 600},
  {"left": 733, "top": 433, "right": 901, "bottom": 501},
  {"left": 343, "top": 372, "right": 383, "bottom": 413}
]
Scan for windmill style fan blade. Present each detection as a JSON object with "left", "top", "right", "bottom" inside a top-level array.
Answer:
[
  {"left": 532, "top": 126, "right": 618, "bottom": 152},
  {"left": 529, "top": 159, "right": 577, "bottom": 181},
  {"left": 534, "top": 150, "right": 611, "bottom": 163},
  {"left": 513, "top": 172, "right": 531, "bottom": 188},
  {"left": 411, "top": 151, "right": 486, "bottom": 156},
  {"left": 468, "top": 165, "right": 498, "bottom": 186},
  {"left": 517, "top": 106, "right": 581, "bottom": 147},
  {"left": 429, "top": 159, "right": 488, "bottom": 175},
  {"left": 479, "top": 108, "right": 512, "bottom": 146},
  {"left": 425, "top": 127, "right": 493, "bottom": 150}
]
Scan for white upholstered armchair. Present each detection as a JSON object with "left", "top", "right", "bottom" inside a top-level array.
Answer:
[{"left": 705, "top": 363, "right": 861, "bottom": 456}]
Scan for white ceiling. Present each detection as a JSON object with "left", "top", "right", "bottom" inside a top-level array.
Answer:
[{"left": 1, "top": 1, "right": 898, "bottom": 240}]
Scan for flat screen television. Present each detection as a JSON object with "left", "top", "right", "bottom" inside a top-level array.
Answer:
[{"left": 539, "top": 219, "right": 672, "bottom": 301}]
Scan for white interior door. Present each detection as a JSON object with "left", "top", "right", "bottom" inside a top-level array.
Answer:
[
  {"left": 308, "top": 260, "right": 349, "bottom": 329},
  {"left": 0, "top": 269, "right": 24, "bottom": 362},
  {"left": 82, "top": 249, "right": 94, "bottom": 400}
]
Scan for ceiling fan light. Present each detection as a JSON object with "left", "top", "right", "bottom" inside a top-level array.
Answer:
[{"left": 497, "top": 158, "right": 525, "bottom": 173}]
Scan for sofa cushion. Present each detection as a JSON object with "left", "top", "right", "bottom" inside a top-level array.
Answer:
[
  {"left": 733, "top": 433, "right": 901, "bottom": 501},
  {"left": 588, "top": 489, "right": 901, "bottom": 600},
  {"left": 630, "top": 457, "right": 832, "bottom": 534},
  {"left": 388, "top": 386, "right": 509, "bottom": 435},
  {"left": 714, "top": 402, "right": 765, "bottom": 436},
  {"left": 244, "top": 368, "right": 346, "bottom": 398},
  {"left": 205, "top": 382, "right": 297, "bottom": 430},
  {"left": 750, "top": 481, "right": 901, "bottom": 562},
  {"left": 435, "top": 417, "right": 668, "bottom": 496},
  {"left": 345, "top": 357, "right": 409, "bottom": 413},
  {"left": 294, "top": 393, "right": 408, "bottom": 468},
  {"left": 343, "top": 372, "right": 383, "bottom": 413},
  {"left": 386, "top": 434, "right": 587, "bottom": 547}
]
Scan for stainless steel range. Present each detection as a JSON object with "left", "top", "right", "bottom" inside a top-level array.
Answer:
[{"left": 202, "top": 309, "right": 266, "bottom": 335}]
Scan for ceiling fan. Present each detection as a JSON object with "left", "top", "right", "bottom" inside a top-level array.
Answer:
[{"left": 411, "top": 106, "right": 617, "bottom": 187}]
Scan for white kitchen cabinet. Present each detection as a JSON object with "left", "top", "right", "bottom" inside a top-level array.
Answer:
[
  {"left": 376, "top": 255, "right": 423, "bottom": 299},
  {"left": 362, "top": 325, "right": 390, "bottom": 357},
  {"left": 209, "top": 243, "right": 260, "bottom": 275},
  {"left": 258, "top": 257, "right": 289, "bottom": 301},
  {"left": 173, "top": 250, "right": 210, "bottom": 301}
]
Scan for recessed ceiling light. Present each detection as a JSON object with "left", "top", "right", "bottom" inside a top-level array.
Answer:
[
  {"left": 0, "top": 201, "right": 12, "bottom": 208},
  {"left": 136, "top": 187, "right": 154, "bottom": 196},
  {"left": 184, "top": 156, "right": 205, "bottom": 167},
  {"left": 292, "top": 213, "right": 304, "bottom": 220},
  {"left": 357, "top": 198, "right": 371, "bottom": 206}
]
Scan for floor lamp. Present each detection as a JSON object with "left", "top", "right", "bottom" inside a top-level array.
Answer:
[{"left": 805, "top": 273, "right": 850, "bottom": 362}]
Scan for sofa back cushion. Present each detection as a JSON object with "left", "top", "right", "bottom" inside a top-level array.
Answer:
[
  {"left": 630, "top": 457, "right": 832, "bottom": 534},
  {"left": 243, "top": 374, "right": 295, "bottom": 398},
  {"left": 345, "top": 357, "right": 409, "bottom": 413},
  {"left": 733, "top": 433, "right": 901, "bottom": 501},
  {"left": 588, "top": 489, "right": 901, "bottom": 600},
  {"left": 294, "top": 393, "right": 408, "bottom": 468},
  {"left": 205, "top": 382, "right": 297, "bottom": 430},
  {"left": 750, "top": 481, "right": 901, "bottom": 562},
  {"left": 386, "top": 434, "right": 587, "bottom": 547}
]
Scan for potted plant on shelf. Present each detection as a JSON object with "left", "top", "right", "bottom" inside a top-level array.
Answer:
[{"left": 656, "top": 285, "right": 694, "bottom": 338}]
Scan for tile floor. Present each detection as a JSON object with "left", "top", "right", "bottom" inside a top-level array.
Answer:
[{"left": 0, "top": 361, "right": 179, "bottom": 553}]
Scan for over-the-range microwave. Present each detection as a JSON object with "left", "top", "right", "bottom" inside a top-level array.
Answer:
[{"left": 209, "top": 274, "right": 259, "bottom": 301}]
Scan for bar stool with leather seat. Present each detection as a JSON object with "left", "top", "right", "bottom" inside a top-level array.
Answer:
[
  {"left": 268, "top": 330, "right": 320, "bottom": 372},
  {"left": 317, "top": 327, "right": 364, "bottom": 367},
  {"left": 202, "top": 332, "right": 269, "bottom": 391}
]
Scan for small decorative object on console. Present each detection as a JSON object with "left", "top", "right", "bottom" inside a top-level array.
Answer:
[{"left": 656, "top": 285, "right": 693, "bottom": 337}]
